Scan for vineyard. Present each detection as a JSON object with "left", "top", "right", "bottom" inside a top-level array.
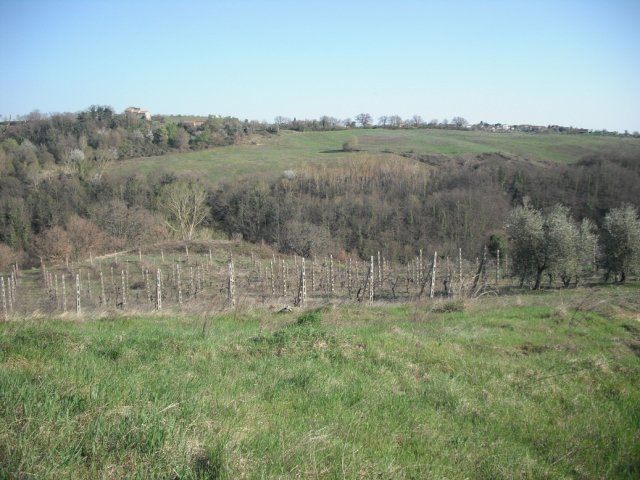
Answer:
[{"left": 1, "top": 240, "right": 522, "bottom": 319}]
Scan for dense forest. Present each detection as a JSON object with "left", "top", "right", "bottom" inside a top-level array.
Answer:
[
  {"left": 1, "top": 107, "right": 639, "bottom": 280},
  {"left": 212, "top": 152, "right": 640, "bottom": 261}
]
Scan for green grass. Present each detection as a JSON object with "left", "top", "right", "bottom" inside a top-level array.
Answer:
[
  {"left": 1, "top": 287, "right": 639, "bottom": 478},
  {"left": 109, "top": 129, "right": 640, "bottom": 185}
]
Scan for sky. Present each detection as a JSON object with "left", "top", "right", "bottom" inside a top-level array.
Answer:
[{"left": 1, "top": 0, "right": 639, "bottom": 132}]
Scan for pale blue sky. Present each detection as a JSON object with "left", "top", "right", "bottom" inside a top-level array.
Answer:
[{"left": 1, "top": 0, "right": 639, "bottom": 131}]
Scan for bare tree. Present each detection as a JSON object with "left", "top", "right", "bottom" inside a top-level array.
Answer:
[
  {"left": 451, "top": 116, "right": 468, "bottom": 128},
  {"left": 162, "top": 179, "right": 209, "bottom": 241},
  {"left": 355, "top": 113, "right": 372, "bottom": 128},
  {"left": 388, "top": 115, "right": 403, "bottom": 128},
  {"left": 92, "top": 147, "right": 118, "bottom": 182},
  {"left": 274, "top": 116, "right": 291, "bottom": 126}
]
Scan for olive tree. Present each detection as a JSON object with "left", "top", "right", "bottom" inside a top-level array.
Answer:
[
  {"left": 507, "top": 204, "right": 596, "bottom": 289},
  {"left": 506, "top": 203, "right": 546, "bottom": 288},
  {"left": 545, "top": 206, "right": 580, "bottom": 287},
  {"left": 603, "top": 205, "right": 640, "bottom": 282}
]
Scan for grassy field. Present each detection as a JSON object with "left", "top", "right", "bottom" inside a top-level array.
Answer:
[
  {"left": 1, "top": 285, "right": 639, "bottom": 478},
  {"left": 109, "top": 129, "right": 640, "bottom": 185}
]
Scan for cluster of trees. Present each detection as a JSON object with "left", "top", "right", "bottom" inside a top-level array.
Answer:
[
  {"left": 507, "top": 203, "right": 597, "bottom": 288},
  {"left": 508, "top": 203, "right": 639, "bottom": 288},
  {"left": 0, "top": 106, "right": 256, "bottom": 184},
  {"left": 0, "top": 159, "right": 208, "bottom": 268}
]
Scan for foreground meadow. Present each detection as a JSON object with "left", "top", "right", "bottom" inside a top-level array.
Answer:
[{"left": 1, "top": 286, "right": 639, "bottom": 479}]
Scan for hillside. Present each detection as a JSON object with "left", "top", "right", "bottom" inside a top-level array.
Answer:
[
  {"left": 109, "top": 129, "right": 640, "bottom": 185},
  {"left": 2, "top": 121, "right": 640, "bottom": 279}
]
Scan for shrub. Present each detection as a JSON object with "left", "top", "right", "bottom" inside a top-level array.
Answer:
[{"left": 342, "top": 136, "right": 359, "bottom": 152}]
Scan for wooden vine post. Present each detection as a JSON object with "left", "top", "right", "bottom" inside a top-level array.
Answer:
[
  {"left": 297, "top": 258, "right": 307, "bottom": 308},
  {"left": 445, "top": 256, "right": 451, "bottom": 297},
  {"left": 99, "top": 270, "right": 106, "bottom": 306},
  {"left": 61, "top": 274, "right": 67, "bottom": 312},
  {"left": 459, "top": 247, "right": 463, "bottom": 297},
  {"left": 156, "top": 268, "right": 162, "bottom": 310},
  {"left": 227, "top": 258, "right": 236, "bottom": 308},
  {"left": 348, "top": 257, "right": 353, "bottom": 298},
  {"left": 281, "top": 259, "right": 287, "bottom": 298},
  {"left": 177, "top": 264, "right": 183, "bottom": 305},
  {"left": 329, "top": 254, "right": 334, "bottom": 296},
  {"left": 121, "top": 270, "right": 126, "bottom": 310},
  {"left": 430, "top": 251, "right": 437, "bottom": 299},
  {"left": 270, "top": 260, "right": 275, "bottom": 296},
  {"left": 75, "top": 273, "right": 81, "bottom": 316},
  {"left": 7, "top": 275, "right": 18, "bottom": 312},
  {"left": 54, "top": 274, "right": 59, "bottom": 308},
  {"left": 368, "top": 256, "right": 374, "bottom": 304},
  {"left": 1, "top": 277, "right": 7, "bottom": 320}
]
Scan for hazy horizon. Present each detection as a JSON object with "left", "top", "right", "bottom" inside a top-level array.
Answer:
[{"left": 1, "top": 0, "right": 639, "bottom": 132}]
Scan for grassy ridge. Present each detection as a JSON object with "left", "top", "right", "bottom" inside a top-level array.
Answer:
[
  {"left": 109, "top": 129, "right": 640, "bottom": 185},
  {"left": 1, "top": 286, "right": 639, "bottom": 478}
]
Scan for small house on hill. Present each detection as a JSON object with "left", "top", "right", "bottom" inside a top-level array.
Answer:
[{"left": 125, "top": 106, "right": 151, "bottom": 120}]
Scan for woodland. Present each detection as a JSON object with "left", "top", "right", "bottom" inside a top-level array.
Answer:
[{"left": 1, "top": 106, "right": 639, "bottom": 284}]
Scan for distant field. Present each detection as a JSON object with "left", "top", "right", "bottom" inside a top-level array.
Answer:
[
  {"left": 1, "top": 285, "right": 639, "bottom": 478},
  {"left": 109, "top": 129, "right": 640, "bottom": 185}
]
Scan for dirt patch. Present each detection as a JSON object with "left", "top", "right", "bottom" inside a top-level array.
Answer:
[{"left": 520, "top": 343, "right": 551, "bottom": 355}]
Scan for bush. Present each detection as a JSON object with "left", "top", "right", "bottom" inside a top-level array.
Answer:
[{"left": 342, "top": 136, "right": 359, "bottom": 152}]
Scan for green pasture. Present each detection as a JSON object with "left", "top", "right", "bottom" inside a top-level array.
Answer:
[{"left": 108, "top": 129, "right": 640, "bottom": 185}]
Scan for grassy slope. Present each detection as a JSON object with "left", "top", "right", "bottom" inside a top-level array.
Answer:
[
  {"left": 1, "top": 286, "right": 639, "bottom": 478},
  {"left": 109, "top": 129, "right": 640, "bottom": 185}
]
